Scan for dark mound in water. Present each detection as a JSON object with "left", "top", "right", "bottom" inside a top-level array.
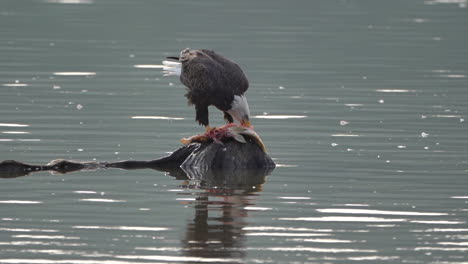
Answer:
[{"left": 0, "top": 139, "right": 275, "bottom": 182}]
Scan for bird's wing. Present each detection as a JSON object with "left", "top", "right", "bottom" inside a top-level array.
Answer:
[
  {"left": 200, "top": 50, "right": 249, "bottom": 95},
  {"left": 180, "top": 58, "right": 218, "bottom": 104},
  {"left": 227, "top": 62, "right": 249, "bottom": 95}
]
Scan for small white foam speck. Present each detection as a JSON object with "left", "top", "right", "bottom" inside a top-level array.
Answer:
[{"left": 340, "top": 120, "right": 349, "bottom": 126}]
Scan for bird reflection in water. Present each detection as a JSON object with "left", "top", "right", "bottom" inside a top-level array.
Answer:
[{"left": 178, "top": 170, "right": 267, "bottom": 261}]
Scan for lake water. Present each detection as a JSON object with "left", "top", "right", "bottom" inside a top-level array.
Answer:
[{"left": 1, "top": 0, "right": 468, "bottom": 263}]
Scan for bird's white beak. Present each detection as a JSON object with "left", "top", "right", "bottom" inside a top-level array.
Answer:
[{"left": 228, "top": 95, "right": 252, "bottom": 127}]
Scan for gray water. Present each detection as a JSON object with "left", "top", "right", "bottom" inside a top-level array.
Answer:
[{"left": 1, "top": 0, "right": 468, "bottom": 263}]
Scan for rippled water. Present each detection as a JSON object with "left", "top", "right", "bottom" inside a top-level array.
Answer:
[{"left": 1, "top": 0, "right": 468, "bottom": 263}]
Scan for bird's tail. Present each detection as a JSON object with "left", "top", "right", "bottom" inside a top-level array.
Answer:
[{"left": 162, "top": 60, "right": 181, "bottom": 76}]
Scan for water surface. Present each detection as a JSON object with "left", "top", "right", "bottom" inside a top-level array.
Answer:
[{"left": 1, "top": 0, "right": 468, "bottom": 263}]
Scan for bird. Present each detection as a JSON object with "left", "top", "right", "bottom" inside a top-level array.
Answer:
[{"left": 162, "top": 49, "right": 251, "bottom": 131}]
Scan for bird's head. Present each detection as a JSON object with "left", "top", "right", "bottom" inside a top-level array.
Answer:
[
  {"left": 179, "top": 48, "right": 199, "bottom": 63},
  {"left": 167, "top": 49, "right": 208, "bottom": 63},
  {"left": 228, "top": 95, "right": 252, "bottom": 128},
  {"left": 166, "top": 48, "right": 190, "bottom": 62}
]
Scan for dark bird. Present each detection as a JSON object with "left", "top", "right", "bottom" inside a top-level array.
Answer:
[{"left": 163, "top": 49, "right": 251, "bottom": 130}]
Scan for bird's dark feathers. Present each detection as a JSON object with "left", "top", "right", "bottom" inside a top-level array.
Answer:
[{"left": 180, "top": 49, "right": 249, "bottom": 112}]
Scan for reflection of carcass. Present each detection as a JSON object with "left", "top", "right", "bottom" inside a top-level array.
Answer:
[
  {"left": 0, "top": 141, "right": 272, "bottom": 263},
  {"left": 181, "top": 187, "right": 260, "bottom": 260},
  {"left": 178, "top": 161, "right": 269, "bottom": 262}
]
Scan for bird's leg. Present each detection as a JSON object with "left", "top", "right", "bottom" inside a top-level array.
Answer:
[
  {"left": 195, "top": 105, "right": 210, "bottom": 128},
  {"left": 180, "top": 105, "right": 213, "bottom": 145}
]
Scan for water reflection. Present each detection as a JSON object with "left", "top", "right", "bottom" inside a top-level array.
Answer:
[
  {"left": 0, "top": 123, "right": 29, "bottom": 127},
  {"left": 173, "top": 168, "right": 268, "bottom": 262},
  {"left": 424, "top": 0, "right": 467, "bottom": 7},
  {"left": 253, "top": 115, "right": 307, "bottom": 119},
  {"left": 0, "top": 155, "right": 272, "bottom": 263},
  {"left": 180, "top": 191, "right": 248, "bottom": 261},
  {"left": 128, "top": 175, "right": 268, "bottom": 262},
  {"left": 2, "top": 83, "right": 28, "bottom": 87}
]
